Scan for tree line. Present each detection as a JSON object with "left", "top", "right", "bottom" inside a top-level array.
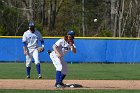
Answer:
[{"left": 0, "top": 0, "right": 140, "bottom": 37}]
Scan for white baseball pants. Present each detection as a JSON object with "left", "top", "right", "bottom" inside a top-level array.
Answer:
[
  {"left": 50, "top": 51, "right": 68, "bottom": 74},
  {"left": 26, "top": 49, "right": 40, "bottom": 67}
]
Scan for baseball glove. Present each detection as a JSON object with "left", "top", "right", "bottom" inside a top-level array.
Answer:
[{"left": 37, "top": 47, "right": 44, "bottom": 53}]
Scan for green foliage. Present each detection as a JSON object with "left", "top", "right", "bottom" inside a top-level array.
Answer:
[
  {"left": 1, "top": 0, "right": 140, "bottom": 37},
  {"left": 0, "top": 7, "right": 24, "bottom": 36},
  {"left": 55, "top": 0, "right": 82, "bottom": 36},
  {"left": 0, "top": 2, "right": 28, "bottom": 36},
  {"left": 35, "top": 23, "right": 47, "bottom": 36},
  {"left": 98, "top": 30, "right": 112, "bottom": 37},
  {"left": 0, "top": 0, "right": 111, "bottom": 36},
  {"left": 0, "top": 25, "right": 8, "bottom": 36},
  {"left": 68, "top": 24, "right": 80, "bottom": 36}
]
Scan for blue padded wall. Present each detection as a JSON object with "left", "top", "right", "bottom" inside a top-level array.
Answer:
[{"left": 0, "top": 38, "right": 140, "bottom": 63}]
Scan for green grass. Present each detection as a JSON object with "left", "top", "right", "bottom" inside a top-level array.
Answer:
[
  {"left": 0, "top": 63, "right": 140, "bottom": 80},
  {"left": 1, "top": 63, "right": 140, "bottom": 93},
  {"left": 68, "top": 63, "right": 140, "bottom": 80},
  {"left": 0, "top": 89, "right": 140, "bottom": 93}
]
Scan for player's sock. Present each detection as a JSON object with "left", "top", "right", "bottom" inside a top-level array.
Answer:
[
  {"left": 56, "top": 71, "right": 61, "bottom": 84},
  {"left": 26, "top": 67, "right": 31, "bottom": 76},
  {"left": 60, "top": 73, "right": 66, "bottom": 83},
  {"left": 36, "top": 64, "right": 41, "bottom": 75}
]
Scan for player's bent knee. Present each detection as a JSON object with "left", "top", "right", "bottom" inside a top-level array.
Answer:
[
  {"left": 35, "top": 61, "right": 40, "bottom": 65},
  {"left": 56, "top": 67, "right": 62, "bottom": 71},
  {"left": 26, "top": 64, "right": 31, "bottom": 67}
]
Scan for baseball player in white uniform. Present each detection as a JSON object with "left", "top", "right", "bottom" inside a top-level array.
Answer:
[
  {"left": 22, "top": 21, "right": 44, "bottom": 79},
  {"left": 49, "top": 31, "right": 76, "bottom": 88}
]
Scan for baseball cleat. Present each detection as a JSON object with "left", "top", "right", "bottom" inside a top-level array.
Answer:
[
  {"left": 26, "top": 75, "right": 30, "bottom": 79},
  {"left": 38, "top": 75, "right": 42, "bottom": 79},
  {"left": 60, "top": 82, "right": 65, "bottom": 86},
  {"left": 55, "top": 84, "right": 64, "bottom": 88}
]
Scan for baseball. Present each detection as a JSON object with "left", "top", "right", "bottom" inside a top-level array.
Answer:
[{"left": 94, "top": 19, "right": 97, "bottom": 22}]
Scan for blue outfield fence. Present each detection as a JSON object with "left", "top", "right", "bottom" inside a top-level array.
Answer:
[{"left": 0, "top": 37, "right": 140, "bottom": 63}]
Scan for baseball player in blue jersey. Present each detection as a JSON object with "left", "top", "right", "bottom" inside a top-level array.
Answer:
[
  {"left": 49, "top": 30, "right": 76, "bottom": 88},
  {"left": 22, "top": 21, "right": 44, "bottom": 79}
]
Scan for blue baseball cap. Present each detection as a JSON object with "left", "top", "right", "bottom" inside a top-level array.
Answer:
[
  {"left": 67, "top": 30, "right": 75, "bottom": 35},
  {"left": 29, "top": 21, "right": 35, "bottom": 27}
]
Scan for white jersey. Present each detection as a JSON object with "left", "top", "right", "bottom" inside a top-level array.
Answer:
[
  {"left": 54, "top": 38, "right": 76, "bottom": 56},
  {"left": 22, "top": 29, "right": 43, "bottom": 52}
]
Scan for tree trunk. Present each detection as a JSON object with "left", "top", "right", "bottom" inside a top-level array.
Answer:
[
  {"left": 48, "top": 0, "right": 63, "bottom": 32},
  {"left": 118, "top": 0, "right": 125, "bottom": 37},
  {"left": 48, "top": 0, "right": 56, "bottom": 31},
  {"left": 21, "top": 0, "right": 32, "bottom": 21},
  {"left": 29, "top": 0, "right": 33, "bottom": 20},
  {"left": 82, "top": 0, "right": 85, "bottom": 36},
  {"left": 41, "top": 0, "right": 45, "bottom": 26},
  {"left": 111, "top": 0, "right": 116, "bottom": 36}
]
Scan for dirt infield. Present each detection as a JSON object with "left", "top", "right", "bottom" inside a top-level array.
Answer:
[{"left": 0, "top": 79, "right": 140, "bottom": 90}]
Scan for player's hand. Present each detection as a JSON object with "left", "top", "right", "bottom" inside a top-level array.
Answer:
[
  {"left": 69, "top": 40, "right": 74, "bottom": 46},
  {"left": 24, "top": 50, "right": 28, "bottom": 55},
  {"left": 37, "top": 47, "right": 44, "bottom": 53}
]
